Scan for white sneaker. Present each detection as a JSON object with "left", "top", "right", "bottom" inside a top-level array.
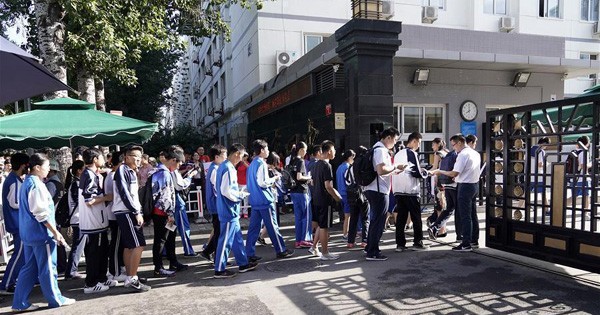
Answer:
[
  {"left": 83, "top": 282, "right": 109, "bottom": 294},
  {"left": 308, "top": 247, "right": 322, "bottom": 257},
  {"left": 103, "top": 279, "right": 118, "bottom": 287},
  {"left": 320, "top": 252, "right": 340, "bottom": 261},
  {"left": 61, "top": 298, "right": 76, "bottom": 306},
  {"left": 12, "top": 304, "right": 39, "bottom": 312},
  {"left": 112, "top": 273, "right": 128, "bottom": 282}
]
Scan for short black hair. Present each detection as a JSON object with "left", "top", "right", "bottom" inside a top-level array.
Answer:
[
  {"left": 83, "top": 148, "right": 103, "bottom": 165},
  {"left": 164, "top": 145, "right": 185, "bottom": 162},
  {"left": 228, "top": 143, "right": 245, "bottom": 156},
  {"left": 466, "top": 134, "right": 478, "bottom": 144},
  {"left": 577, "top": 135, "right": 590, "bottom": 146},
  {"left": 450, "top": 134, "right": 466, "bottom": 144},
  {"left": 309, "top": 144, "right": 322, "bottom": 156},
  {"left": 126, "top": 145, "right": 143, "bottom": 155},
  {"left": 380, "top": 127, "right": 400, "bottom": 140},
  {"left": 321, "top": 140, "right": 335, "bottom": 153},
  {"left": 71, "top": 160, "right": 85, "bottom": 173},
  {"left": 29, "top": 153, "right": 49, "bottom": 168},
  {"left": 407, "top": 132, "right": 422, "bottom": 143},
  {"left": 266, "top": 152, "right": 280, "bottom": 166},
  {"left": 356, "top": 145, "right": 368, "bottom": 155},
  {"left": 342, "top": 149, "right": 355, "bottom": 161},
  {"left": 538, "top": 137, "right": 550, "bottom": 145},
  {"left": 10, "top": 153, "right": 29, "bottom": 171},
  {"left": 252, "top": 139, "right": 268, "bottom": 155},
  {"left": 209, "top": 144, "right": 227, "bottom": 160},
  {"left": 111, "top": 151, "right": 123, "bottom": 166}
]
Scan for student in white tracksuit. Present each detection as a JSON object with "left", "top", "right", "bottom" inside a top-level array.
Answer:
[{"left": 12, "top": 153, "right": 75, "bottom": 312}]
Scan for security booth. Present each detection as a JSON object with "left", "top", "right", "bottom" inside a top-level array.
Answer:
[{"left": 486, "top": 93, "right": 600, "bottom": 272}]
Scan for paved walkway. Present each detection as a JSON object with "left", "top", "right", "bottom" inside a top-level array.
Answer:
[{"left": 1, "top": 206, "right": 600, "bottom": 314}]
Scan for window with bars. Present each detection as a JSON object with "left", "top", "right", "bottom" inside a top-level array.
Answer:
[
  {"left": 539, "top": 0, "right": 561, "bottom": 18},
  {"left": 581, "top": 0, "right": 599, "bottom": 21},
  {"left": 484, "top": 0, "right": 507, "bottom": 15}
]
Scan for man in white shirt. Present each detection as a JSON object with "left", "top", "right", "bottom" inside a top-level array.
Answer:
[
  {"left": 364, "top": 127, "right": 406, "bottom": 261},
  {"left": 432, "top": 134, "right": 481, "bottom": 252}
]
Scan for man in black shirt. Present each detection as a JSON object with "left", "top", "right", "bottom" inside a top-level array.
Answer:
[{"left": 311, "top": 141, "right": 342, "bottom": 261}]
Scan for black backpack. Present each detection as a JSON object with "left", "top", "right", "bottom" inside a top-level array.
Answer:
[
  {"left": 345, "top": 165, "right": 366, "bottom": 208},
  {"left": 281, "top": 164, "right": 297, "bottom": 191},
  {"left": 139, "top": 173, "right": 157, "bottom": 220},
  {"left": 565, "top": 150, "right": 580, "bottom": 175},
  {"left": 54, "top": 194, "right": 72, "bottom": 228},
  {"left": 353, "top": 148, "right": 378, "bottom": 186}
]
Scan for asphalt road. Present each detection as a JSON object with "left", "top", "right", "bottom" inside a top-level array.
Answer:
[{"left": 1, "top": 207, "right": 599, "bottom": 314}]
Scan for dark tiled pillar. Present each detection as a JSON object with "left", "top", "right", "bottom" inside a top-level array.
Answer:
[{"left": 335, "top": 19, "right": 402, "bottom": 149}]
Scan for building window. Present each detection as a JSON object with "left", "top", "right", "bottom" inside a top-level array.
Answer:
[
  {"left": 581, "top": 0, "right": 599, "bottom": 21},
  {"left": 220, "top": 74, "right": 226, "bottom": 100},
  {"left": 484, "top": 0, "right": 507, "bottom": 15},
  {"left": 394, "top": 104, "right": 445, "bottom": 147},
  {"left": 539, "top": 0, "right": 561, "bottom": 18},
  {"left": 304, "top": 34, "right": 323, "bottom": 54},
  {"left": 422, "top": 0, "right": 445, "bottom": 9},
  {"left": 580, "top": 53, "right": 599, "bottom": 79}
]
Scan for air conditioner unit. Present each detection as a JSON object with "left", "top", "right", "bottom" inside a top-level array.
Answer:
[
  {"left": 594, "top": 22, "right": 600, "bottom": 36},
  {"left": 276, "top": 50, "right": 297, "bottom": 74},
  {"left": 499, "top": 17, "right": 515, "bottom": 32},
  {"left": 381, "top": 0, "right": 395, "bottom": 20},
  {"left": 422, "top": 6, "right": 438, "bottom": 24}
]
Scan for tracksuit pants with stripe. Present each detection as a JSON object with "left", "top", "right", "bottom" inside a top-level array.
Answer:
[
  {"left": 108, "top": 220, "right": 124, "bottom": 277},
  {"left": 175, "top": 194, "right": 195, "bottom": 255},
  {"left": 12, "top": 241, "right": 68, "bottom": 309},
  {"left": 65, "top": 226, "right": 86, "bottom": 278},
  {"left": 215, "top": 219, "right": 248, "bottom": 272},
  {"left": 0, "top": 233, "right": 24, "bottom": 290},
  {"left": 84, "top": 231, "right": 109, "bottom": 288},
  {"left": 291, "top": 192, "right": 312, "bottom": 242},
  {"left": 245, "top": 204, "right": 287, "bottom": 257}
]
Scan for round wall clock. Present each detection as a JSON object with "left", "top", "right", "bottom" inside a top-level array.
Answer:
[{"left": 460, "top": 100, "right": 478, "bottom": 121}]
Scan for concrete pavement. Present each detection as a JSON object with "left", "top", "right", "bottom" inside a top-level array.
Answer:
[{"left": 1, "top": 206, "right": 600, "bottom": 314}]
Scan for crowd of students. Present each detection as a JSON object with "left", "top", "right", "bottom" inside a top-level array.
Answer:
[{"left": 0, "top": 128, "right": 487, "bottom": 311}]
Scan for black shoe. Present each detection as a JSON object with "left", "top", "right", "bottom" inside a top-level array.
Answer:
[
  {"left": 138, "top": 277, "right": 148, "bottom": 284},
  {"left": 239, "top": 261, "right": 258, "bottom": 273},
  {"left": 437, "top": 232, "right": 447, "bottom": 238},
  {"left": 169, "top": 263, "right": 189, "bottom": 272},
  {"left": 199, "top": 251, "right": 212, "bottom": 262},
  {"left": 366, "top": 254, "right": 388, "bottom": 261},
  {"left": 248, "top": 256, "right": 262, "bottom": 262},
  {"left": 214, "top": 270, "right": 237, "bottom": 279},
  {"left": 470, "top": 242, "right": 480, "bottom": 249},
  {"left": 452, "top": 243, "right": 472, "bottom": 252},
  {"left": 183, "top": 252, "right": 199, "bottom": 257},
  {"left": 256, "top": 237, "right": 267, "bottom": 246},
  {"left": 129, "top": 278, "right": 151, "bottom": 292},
  {"left": 428, "top": 227, "right": 438, "bottom": 240},
  {"left": 276, "top": 249, "right": 294, "bottom": 259}
]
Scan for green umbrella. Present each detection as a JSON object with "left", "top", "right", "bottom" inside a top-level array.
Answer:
[
  {"left": 0, "top": 97, "right": 158, "bottom": 149},
  {"left": 579, "top": 83, "right": 600, "bottom": 96}
]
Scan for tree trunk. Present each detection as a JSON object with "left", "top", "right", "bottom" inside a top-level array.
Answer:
[
  {"left": 95, "top": 78, "right": 106, "bottom": 111},
  {"left": 77, "top": 67, "right": 96, "bottom": 105},
  {"left": 34, "top": 0, "right": 67, "bottom": 99}
]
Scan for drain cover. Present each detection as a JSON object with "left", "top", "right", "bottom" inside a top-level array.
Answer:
[{"left": 265, "top": 260, "right": 322, "bottom": 274}]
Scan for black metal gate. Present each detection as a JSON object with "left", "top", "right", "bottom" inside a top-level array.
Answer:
[{"left": 486, "top": 94, "right": 600, "bottom": 273}]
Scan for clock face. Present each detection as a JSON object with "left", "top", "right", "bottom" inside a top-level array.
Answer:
[{"left": 460, "top": 101, "right": 478, "bottom": 121}]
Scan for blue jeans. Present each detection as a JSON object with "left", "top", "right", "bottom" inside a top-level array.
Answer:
[
  {"left": 364, "top": 190, "right": 389, "bottom": 257},
  {"left": 457, "top": 183, "right": 479, "bottom": 245}
]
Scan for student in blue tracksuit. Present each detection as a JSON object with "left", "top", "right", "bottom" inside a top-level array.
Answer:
[
  {"left": 200, "top": 145, "right": 227, "bottom": 262},
  {"left": 214, "top": 143, "right": 258, "bottom": 278},
  {"left": 336, "top": 150, "right": 355, "bottom": 240},
  {"left": 0, "top": 153, "right": 29, "bottom": 294},
  {"left": 12, "top": 153, "right": 75, "bottom": 312},
  {"left": 245, "top": 140, "right": 294, "bottom": 261},
  {"left": 172, "top": 165, "right": 198, "bottom": 257}
]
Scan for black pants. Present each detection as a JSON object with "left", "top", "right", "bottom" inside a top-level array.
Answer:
[
  {"left": 84, "top": 231, "right": 109, "bottom": 287},
  {"left": 347, "top": 201, "right": 368, "bottom": 244},
  {"left": 202, "top": 214, "right": 221, "bottom": 259},
  {"left": 108, "top": 220, "right": 124, "bottom": 277},
  {"left": 433, "top": 188, "right": 457, "bottom": 230},
  {"left": 394, "top": 195, "right": 424, "bottom": 247},
  {"left": 152, "top": 214, "right": 178, "bottom": 270}
]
